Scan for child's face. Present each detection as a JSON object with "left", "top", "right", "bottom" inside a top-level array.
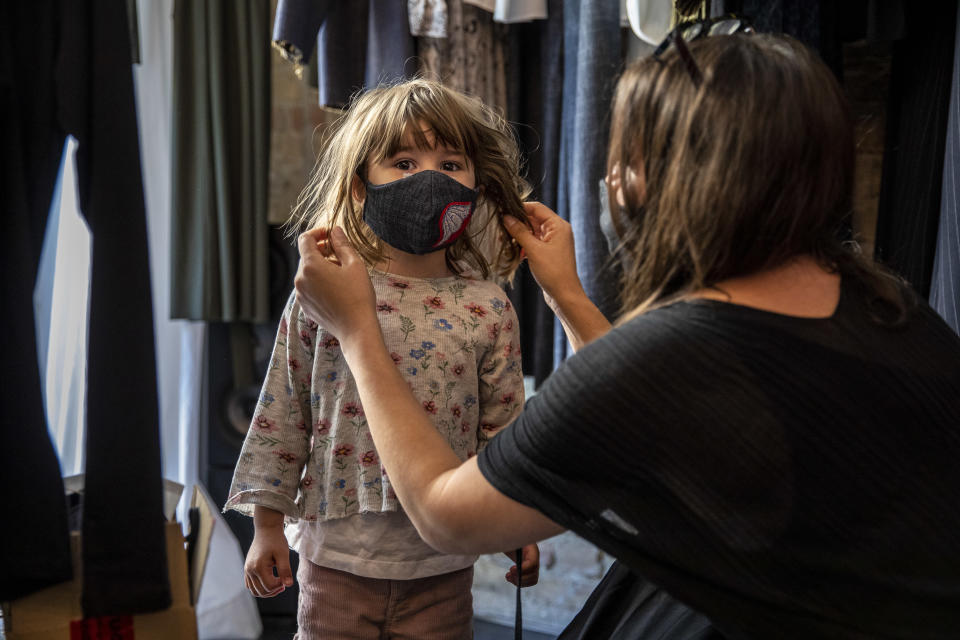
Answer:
[{"left": 366, "top": 127, "right": 475, "bottom": 190}]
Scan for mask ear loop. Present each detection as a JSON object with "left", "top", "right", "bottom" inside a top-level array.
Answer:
[{"left": 514, "top": 548, "right": 523, "bottom": 639}]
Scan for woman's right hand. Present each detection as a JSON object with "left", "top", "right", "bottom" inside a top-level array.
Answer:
[
  {"left": 505, "top": 202, "right": 612, "bottom": 351},
  {"left": 504, "top": 202, "right": 585, "bottom": 311}
]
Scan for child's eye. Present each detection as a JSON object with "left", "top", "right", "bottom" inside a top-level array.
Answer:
[
  {"left": 395, "top": 160, "right": 414, "bottom": 171},
  {"left": 441, "top": 161, "right": 463, "bottom": 171}
]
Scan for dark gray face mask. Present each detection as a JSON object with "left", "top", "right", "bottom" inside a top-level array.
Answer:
[{"left": 363, "top": 170, "right": 478, "bottom": 255}]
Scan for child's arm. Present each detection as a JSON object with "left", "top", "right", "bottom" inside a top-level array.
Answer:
[
  {"left": 244, "top": 505, "right": 294, "bottom": 597},
  {"left": 225, "top": 293, "right": 314, "bottom": 518}
]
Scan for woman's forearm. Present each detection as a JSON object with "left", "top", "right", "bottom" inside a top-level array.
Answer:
[
  {"left": 339, "top": 328, "right": 466, "bottom": 549},
  {"left": 549, "top": 287, "right": 613, "bottom": 352}
]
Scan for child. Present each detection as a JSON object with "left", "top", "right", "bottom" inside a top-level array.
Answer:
[{"left": 225, "top": 78, "right": 537, "bottom": 639}]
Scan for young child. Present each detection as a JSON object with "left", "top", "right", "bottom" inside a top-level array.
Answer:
[{"left": 225, "top": 78, "right": 537, "bottom": 639}]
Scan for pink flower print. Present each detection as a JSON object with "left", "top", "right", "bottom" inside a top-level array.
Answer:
[
  {"left": 279, "top": 317, "right": 288, "bottom": 336},
  {"left": 481, "top": 423, "right": 498, "bottom": 432},
  {"left": 451, "top": 404, "right": 462, "bottom": 418},
  {"left": 345, "top": 488, "right": 357, "bottom": 497},
  {"left": 461, "top": 422, "right": 471, "bottom": 433},
  {"left": 314, "top": 418, "right": 330, "bottom": 435},
  {"left": 423, "top": 400, "right": 438, "bottom": 414},
  {"left": 276, "top": 450, "right": 296, "bottom": 463},
  {"left": 306, "top": 318, "right": 319, "bottom": 331},
  {"left": 487, "top": 323, "right": 500, "bottom": 340},
  {"left": 252, "top": 414, "right": 277, "bottom": 432},
  {"left": 390, "top": 352, "right": 402, "bottom": 365},
  {"left": 333, "top": 443, "right": 354, "bottom": 457},
  {"left": 299, "top": 329, "right": 313, "bottom": 349},
  {"left": 377, "top": 302, "right": 399, "bottom": 314},
  {"left": 504, "top": 318, "right": 514, "bottom": 332},
  {"left": 504, "top": 300, "right": 512, "bottom": 312},
  {"left": 288, "top": 357, "right": 301, "bottom": 371},
  {"left": 359, "top": 450, "right": 378, "bottom": 467},
  {"left": 296, "top": 418, "right": 307, "bottom": 432},
  {"left": 424, "top": 296, "right": 445, "bottom": 309},
  {"left": 464, "top": 303, "right": 487, "bottom": 317},
  {"left": 387, "top": 487, "right": 397, "bottom": 500},
  {"left": 500, "top": 392, "right": 515, "bottom": 405},
  {"left": 302, "top": 371, "right": 312, "bottom": 387},
  {"left": 323, "top": 336, "right": 340, "bottom": 349},
  {"left": 452, "top": 363, "right": 465, "bottom": 377},
  {"left": 503, "top": 342, "right": 513, "bottom": 357},
  {"left": 389, "top": 280, "right": 410, "bottom": 291},
  {"left": 342, "top": 402, "right": 364, "bottom": 418},
  {"left": 302, "top": 474, "right": 313, "bottom": 488}
]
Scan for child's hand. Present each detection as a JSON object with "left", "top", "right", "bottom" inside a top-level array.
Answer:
[
  {"left": 244, "top": 525, "right": 294, "bottom": 597},
  {"left": 503, "top": 543, "right": 540, "bottom": 587}
]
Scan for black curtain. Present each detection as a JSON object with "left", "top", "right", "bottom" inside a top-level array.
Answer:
[
  {"left": 0, "top": 0, "right": 170, "bottom": 615},
  {"left": 874, "top": 0, "right": 958, "bottom": 297}
]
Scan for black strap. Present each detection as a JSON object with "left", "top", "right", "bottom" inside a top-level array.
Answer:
[{"left": 515, "top": 548, "right": 523, "bottom": 639}]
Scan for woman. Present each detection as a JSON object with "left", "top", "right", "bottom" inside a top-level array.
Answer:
[{"left": 293, "top": 33, "right": 960, "bottom": 638}]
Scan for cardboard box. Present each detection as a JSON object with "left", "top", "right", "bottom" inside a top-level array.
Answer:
[{"left": 2, "top": 482, "right": 213, "bottom": 640}]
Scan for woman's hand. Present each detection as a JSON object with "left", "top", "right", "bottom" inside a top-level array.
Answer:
[
  {"left": 504, "top": 202, "right": 612, "bottom": 351},
  {"left": 503, "top": 202, "right": 583, "bottom": 311},
  {"left": 295, "top": 227, "right": 380, "bottom": 348}
]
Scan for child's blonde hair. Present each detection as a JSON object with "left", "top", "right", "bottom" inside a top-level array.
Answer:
[{"left": 288, "top": 78, "right": 531, "bottom": 283}]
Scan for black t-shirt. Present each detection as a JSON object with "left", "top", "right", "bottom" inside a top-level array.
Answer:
[{"left": 479, "top": 281, "right": 960, "bottom": 639}]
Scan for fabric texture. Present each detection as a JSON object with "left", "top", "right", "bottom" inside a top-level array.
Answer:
[
  {"left": 478, "top": 279, "right": 960, "bottom": 638},
  {"left": 363, "top": 171, "right": 478, "bottom": 254},
  {"left": 1, "top": 0, "right": 169, "bottom": 613},
  {"left": 409, "top": 0, "right": 449, "bottom": 37},
  {"left": 930, "top": 5, "right": 960, "bottom": 336},
  {"left": 873, "top": 0, "right": 958, "bottom": 297},
  {"left": 171, "top": 0, "right": 271, "bottom": 322},
  {"left": 294, "top": 561, "right": 474, "bottom": 640},
  {"left": 226, "top": 271, "right": 524, "bottom": 523},
  {"left": 555, "top": 0, "right": 623, "bottom": 367},
  {"left": 504, "top": 0, "right": 563, "bottom": 386},
  {"left": 273, "top": 0, "right": 417, "bottom": 108},
  {"left": 417, "top": 0, "right": 510, "bottom": 115},
  {"left": 558, "top": 561, "right": 722, "bottom": 640},
  {"left": 289, "top": 511, "right": 476, "bottom": 580}
]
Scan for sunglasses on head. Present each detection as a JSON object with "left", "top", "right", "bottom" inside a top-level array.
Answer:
[{"left": 652, "top": 15, "right": 754, "bottom": 86}]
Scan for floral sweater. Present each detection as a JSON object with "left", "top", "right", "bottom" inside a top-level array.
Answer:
[{"left": 225, "top": 269, "right": 524, "bottom": 523}]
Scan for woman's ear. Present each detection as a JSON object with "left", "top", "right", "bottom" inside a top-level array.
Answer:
[{"left": 351, "top": 174, "right": 365, "bottom": 203}]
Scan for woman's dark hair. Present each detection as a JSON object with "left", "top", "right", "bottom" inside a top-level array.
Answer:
[{"left": 607, "top": 34, "right": 911, "bottom": 321}]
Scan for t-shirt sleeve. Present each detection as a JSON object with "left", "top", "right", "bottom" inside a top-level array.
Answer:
[
  {"left": 475, "top": 295, "right": 525, "bottom": 451},
  {"left": 476, "top": 328, "right": 634, "bottom": 531},
  {"left": 224, "top": 291, "right": 314, "bottom": 520}
]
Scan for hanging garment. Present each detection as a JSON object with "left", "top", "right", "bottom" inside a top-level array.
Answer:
[
  {"left": 417, "top": 0, "right": 510, "bottom": 115},
  {"left": 464, "top": 0, "right": 548, "bottom": 23},
  {"left": 504, "top": 0, "right": 563, "bottom": 386},
  {"left": 554, "top": 0, "right": 623, "bottom": 367},
  {"left": 170, "top": 0, "right": 271, "bottom": 323},
  {"left": 874, "top": 0, "right": 958, "bottom": 297},
  {"left": 409, "top": 0, "right": 448, "bottom": 37},
  {"left": 930, "top": 6, "right": 960, "bottom": 335},
  {"left": 0, "top": 0, "right": 169, "bottom": 615},
  {"left": 273, "top": 0, "right": 418, "bottom": 109}
]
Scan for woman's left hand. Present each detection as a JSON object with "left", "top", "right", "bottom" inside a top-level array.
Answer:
[{"left": 295, "top": 227, "right": 379, "bottom": 346}]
